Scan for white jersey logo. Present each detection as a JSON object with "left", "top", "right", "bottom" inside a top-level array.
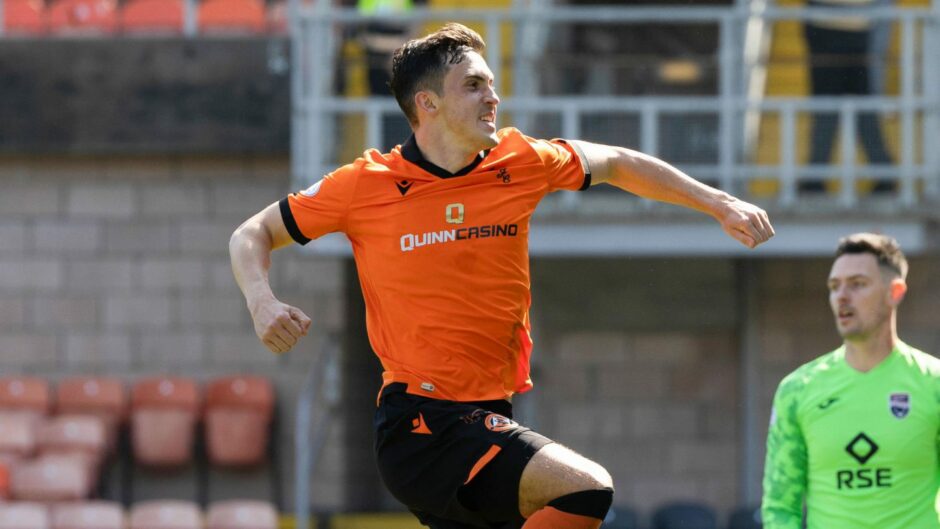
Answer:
[{"left": 300, "top": 179, "right": 323, "bottom": 197}]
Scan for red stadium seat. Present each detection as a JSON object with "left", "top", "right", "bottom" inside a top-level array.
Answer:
[
  {"left": 129, "top": 501, "right": 201, "bottom": 529},
  {"left": 0, "top": 503, "right": 50, "bottom": 529},
  {"left": 48, "top": 0, "right": 118, "bottom": 34},
  {"left": 131, "top": 377, "right": 200, "bottom": 468},
  {"left": 10, "top": 453, "right": 93, "bottom": 501},
  {"left": 120, "top": 0, "right": 184, "bottom": 34},
  {"left": 197, "top": 0, "right": 265, "bottom": 34},
  {"left": 0, "top": 378, "right": 51, "bottom": 424},
  {"left": 51, "top": 502, "right": 124, "bottom": 529},
  {"left": 204, "top": 376, "right": 273, "bottom": 467},
  {"left": 0, "top": 412, "right": 38, "bottom": 459},
  {"left": 55, "top": 377, "right": 127, "bottom": 453},
  {"left": 2, "top": 0, "right": 46, "bottom": 35},
  {"left": 207, "top": 500, "right": 277, "bottom": 529},
  {"left": 36, "top": 414, "right": 107, "bottom": 481}
]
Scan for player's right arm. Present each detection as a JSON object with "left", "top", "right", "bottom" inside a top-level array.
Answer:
[
  {"left": 229, "top": 202, "right": 311, "bottom": 354},
  {"left": 761, "top": 378, "right": 808, "bottom": 529},
  {"left": 568, "top": 140, "right": 774, "bottom": 249}
]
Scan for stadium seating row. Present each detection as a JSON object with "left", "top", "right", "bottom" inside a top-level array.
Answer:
[
  {"left": 2, "top": 0, "right": 285, "bottom": 36},
  {"left": 0, "top": 499, "right": 278, "bottom": 529},
  {"left": 0, "top": 375, "right": 274, "bottom": 501}
]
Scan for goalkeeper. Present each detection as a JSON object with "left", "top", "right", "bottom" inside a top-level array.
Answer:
[{"left": 762, "top": 233, "right": 940, "bottom": 529}]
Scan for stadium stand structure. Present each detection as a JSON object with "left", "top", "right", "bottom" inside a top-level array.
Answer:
[
  {"left": 0, "top": 0, "right": 936, "bottom": 524},
  {"left": 295, "top": 1, "right": 939, "bottom": 225}
]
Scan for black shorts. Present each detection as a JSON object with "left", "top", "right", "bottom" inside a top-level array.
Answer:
[{"left": 374, "top": 383, "right": 553, "bottom": 529}]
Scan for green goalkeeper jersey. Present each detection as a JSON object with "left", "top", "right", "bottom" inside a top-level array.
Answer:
[{"left": 762, "top": 341, "right": 940, "bottom": 529}]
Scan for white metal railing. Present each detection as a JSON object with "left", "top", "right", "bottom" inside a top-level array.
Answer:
[
  {"left": 294, "top": 333, "right": 341, "bottom": 529},
  {"left": 741, "top": 0, "right": 774, "bottom": 159},
  {"left": 290, "top": 3, "right": 940, "bottom": 213}
]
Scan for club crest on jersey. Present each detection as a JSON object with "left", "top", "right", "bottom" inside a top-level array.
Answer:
[
  {"left": 484, "top": 413, "right": 515, "bottom": 432},
  {"left": 299, "top": 179, "right": 323, "bottom": 197},
  {"left": 889, "top": 392, "right": 910, "bottom": 419}
]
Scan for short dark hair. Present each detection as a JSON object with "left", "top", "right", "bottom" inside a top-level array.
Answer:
[
  {"left": 835, "top": 232, "right": 908, "bottom": 279},
  {"left": 390, "top": 23, "right": 486, "bottom": 127}
]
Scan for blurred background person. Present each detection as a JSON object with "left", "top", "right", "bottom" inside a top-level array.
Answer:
[{"left": 802, "top": 0, "right": 896, "bottom": 194}]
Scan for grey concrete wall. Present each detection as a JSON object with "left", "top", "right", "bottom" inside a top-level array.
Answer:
[
  {"left": 0, "top": 39, "right": 290, "bottom": 154},
  {"left": 1, "top": 156, "right": 938, "bottom": 524},
  {"left": 528, "top": 258, "right": 742, "bottom": 515}
]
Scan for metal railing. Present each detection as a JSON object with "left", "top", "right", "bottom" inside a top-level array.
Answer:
[
  {"left": 294, "top": 334, "right": 341, "bottom": 529},
  {"left": 290, "top": 3, "right": 940, "bottom": 213}
]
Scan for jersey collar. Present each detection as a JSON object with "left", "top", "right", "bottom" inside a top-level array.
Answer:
[{"left": 401, "top": 135, "right": 490, "bottom": 179}]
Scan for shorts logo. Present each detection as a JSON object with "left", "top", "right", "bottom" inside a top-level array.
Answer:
[
  {"left": 496, "top": 168, "right": 511, "bottom": 183},
  {"left": 460, "top": 409, "right": 486, "bottom": 425},
  {"left": 484, "top": 413, "right": 515, "bottom": 432},
  {"left": 299, "top": 179, "right": 323, "bottom": 197},
  {"left": 889, "top": 392, "right": 910, "bottom": 419},
  {"left": 411, "top": 412, "right": 432, "bottom": 435}
]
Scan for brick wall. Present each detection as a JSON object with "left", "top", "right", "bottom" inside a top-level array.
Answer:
[
  {"left": 528, "top": 258, "right": 742, "bottom": 516},
  {"left": 0, "top": 155, "right": 345, "bottom": 510}
]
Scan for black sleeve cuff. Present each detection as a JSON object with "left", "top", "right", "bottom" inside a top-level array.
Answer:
[
  {"left": 279, "top": 197, "right": 311, "bottom": 245},
  {"left": 559, "top": 139, "right": 592, "bottom": 191}
]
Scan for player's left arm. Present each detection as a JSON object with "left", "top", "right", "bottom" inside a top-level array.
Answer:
[
  {"left": 761, "top": 382, "right": 808, "bottom": 529},
  {"left": 569, "top": 140, "right": 774, "bottom": 249}
]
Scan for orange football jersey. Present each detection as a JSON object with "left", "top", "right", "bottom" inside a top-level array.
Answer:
[{"left": 281, "top": 128, "right": 590, "bottom": 402}]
